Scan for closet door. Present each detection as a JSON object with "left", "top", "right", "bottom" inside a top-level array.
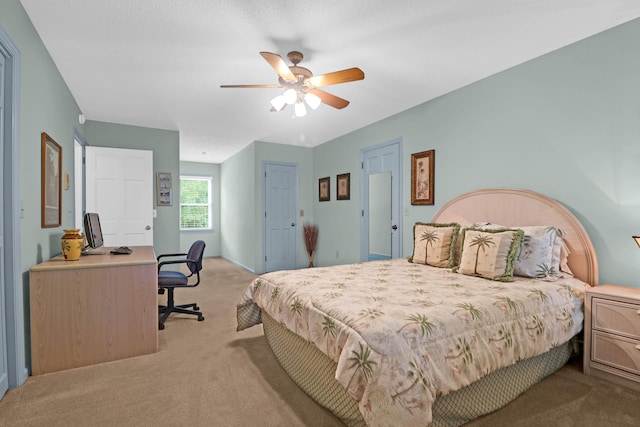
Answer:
[{"left": 264, "top": 162, "right": 298, "bottom": 272}]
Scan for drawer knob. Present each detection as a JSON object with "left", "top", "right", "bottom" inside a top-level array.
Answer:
[{"left": 637, "top": 344, "right": 640, "bottom": 350}]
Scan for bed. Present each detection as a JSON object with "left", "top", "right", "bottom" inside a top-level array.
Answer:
[{"left": 237, "top": 188, "right": 598, "bottom": 426}]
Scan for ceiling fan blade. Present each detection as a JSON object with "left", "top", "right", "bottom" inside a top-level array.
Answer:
[
  {"left": 220, "top": 84, "right": 283, "bottom": 88},
  {"left": 307, "top": 68, "right": 364, "bottom": 87},
  {"left": 260, "top": 52, "right": 297, "bottom": 83},
  {"left": 309, "top": 89, "right": 350, "bottom": 109}
]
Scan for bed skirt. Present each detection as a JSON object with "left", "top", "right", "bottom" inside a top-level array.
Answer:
[{"left": 262, "top": 311, "right": 575, "bottom": 427}]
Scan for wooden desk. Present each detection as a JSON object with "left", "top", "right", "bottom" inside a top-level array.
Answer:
[{"left": 30, "top": 246, "right": 158, "bottom": 375}]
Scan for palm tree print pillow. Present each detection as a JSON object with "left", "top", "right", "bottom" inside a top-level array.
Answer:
[
  {"left": 472, "top": 223, "right": 565, "bottom": 280},
  {"left": 408, "top": 222, "right": 460, "bottom": 267},
  {"left": 454, "top": 228, "right": 524, "bottom": 281}
]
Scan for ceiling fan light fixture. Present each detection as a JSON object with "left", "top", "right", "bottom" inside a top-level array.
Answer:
[
  {"left": 294, "top": 100, "right": 307, "bottom": 117},
  {"left": 283, "top": 88, "right": 297, "bottom": 105},
  {"left": 270, "top": 95, "right": 286, "bottom": 111},
  {"left": 221, "top": 51, "right": 364, "bottom": 116},
  {"left": 304, "top": 92, "right": 321, "bottom": 110}
]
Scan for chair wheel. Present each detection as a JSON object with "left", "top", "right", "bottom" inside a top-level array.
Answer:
[
  {"left": 194, "top": 305, "right": 199, "bottom": 310},
  {"left": 159, "top": 323, "right": 165, "bottom": 330},
  {"left": 198, "top": 316, "right": 205, "bottom": 322}
]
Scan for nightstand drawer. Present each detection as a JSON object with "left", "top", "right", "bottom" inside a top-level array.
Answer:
[
  {"left": 593, "top": 298, "right": 640, "bottom": 339},
  {"left": 592, "top": 330, "right": 640, "bottom": 375}
]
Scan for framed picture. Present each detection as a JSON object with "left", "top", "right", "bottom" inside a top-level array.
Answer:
[
  {"left": 337, "top": 173, "right": 350, "bottom": 200},
  {"left": 157, "top": 172, "right": 173, "bottom": 206},
  {"left": 411, "top": 149, "right": 435, "bottom": 205},
  {"left": 41, "top": 132, "right": 62, "bottom": 227},
  {"left": 319, "top": 177, "right": 330, "bottom": 202}
]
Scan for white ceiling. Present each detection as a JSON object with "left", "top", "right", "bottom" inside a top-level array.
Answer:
[{"left": 20, "top": 0, "right": 640, "bottom": 164}]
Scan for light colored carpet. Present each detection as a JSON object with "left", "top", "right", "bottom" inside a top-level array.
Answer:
[{"left": 1, "top": 257, "right": 640, "bottom": 426}]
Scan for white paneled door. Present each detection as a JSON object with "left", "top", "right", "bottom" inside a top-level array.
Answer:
[
  {"left": 85, "top": 147, "right": 154, "bottom": 246},
  {"left": 264, "top": 163, "right": 297, "bottom": 272}
]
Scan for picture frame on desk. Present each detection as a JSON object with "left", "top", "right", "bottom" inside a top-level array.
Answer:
[{"left": 41, "top": 132, "right": 62, "bottom": 227}]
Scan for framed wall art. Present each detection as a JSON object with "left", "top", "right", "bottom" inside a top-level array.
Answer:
[
  {"left": 41, "top": 132, "right": 62, "bottom": 227},
  {"left": 337, "top": 173, "right": 350, "bottom": 200},
  {"left": 157, "top": 172, "right": 173, "bottom": 206},
  {"left": 319, "top": 177, "right": 330, "bottom": 202},
  {"left": 411, "top": 149, "right": 435, "bottom": 205}
]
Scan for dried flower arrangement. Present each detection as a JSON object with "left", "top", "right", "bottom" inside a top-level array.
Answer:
[{"left": 303, "top": 223, "right": 319, "bottom": 268}]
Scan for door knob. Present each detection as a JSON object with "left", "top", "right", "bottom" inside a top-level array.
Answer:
[
  {"left": 291, "top": 223, "right": 295, "bottom": 227},
  {"left": 146, "top": 225, "right": 151, "bottom": 230},
  {"left": 392, "top": 225, "right": 398, "bottom": 230}
]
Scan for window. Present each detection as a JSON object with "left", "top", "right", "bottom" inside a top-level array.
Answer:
[{"left": 180, "top": 176, "right": 213, "bottom": 230}]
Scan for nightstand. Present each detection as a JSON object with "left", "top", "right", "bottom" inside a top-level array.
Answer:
[{"left": 583, "top": 284, "right": 640, "bottom": 392}]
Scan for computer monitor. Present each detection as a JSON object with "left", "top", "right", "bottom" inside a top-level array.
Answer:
[{"left": 83, "top": 212, "right": 104, "bottom": 250}]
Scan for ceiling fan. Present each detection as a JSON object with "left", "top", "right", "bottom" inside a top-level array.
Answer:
[{"left": 220, "top": 51, "right": 365, "bottom": 117}]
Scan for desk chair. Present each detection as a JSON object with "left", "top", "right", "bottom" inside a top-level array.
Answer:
[{"left": 157, "top": 240, "right": 206, "bottom": 330}]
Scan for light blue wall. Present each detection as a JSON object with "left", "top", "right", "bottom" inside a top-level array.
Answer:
[
  {"left": 220, "top": 143, "right": 256, "bottom": 271},
  {"left": 179, "top": 161, "right": 221, "bottom": 257},
  {"left": 84, "top": 121, "right": 180, "bottom": 257},
  {"left": 310, "top": 18, "right": 640, "bottom": 287}
]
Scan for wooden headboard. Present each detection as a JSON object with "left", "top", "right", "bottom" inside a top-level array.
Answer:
[{"left": 432, "top": 188, "right": 599, "bottom": 286}]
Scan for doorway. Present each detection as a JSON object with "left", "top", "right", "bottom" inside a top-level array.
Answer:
[
  {"left": 263, "top": 162, "right": 298, "bottom": 272},
  {"left": 360, "top": 139, "right": 402, "bottom": 261},
  {"left": 0, "top": 25, "right": 27, "bottom": 397}
]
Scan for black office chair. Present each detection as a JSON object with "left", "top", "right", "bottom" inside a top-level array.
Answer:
[{"left": 157, "top": 240, "right": 206, "bottom": 330}]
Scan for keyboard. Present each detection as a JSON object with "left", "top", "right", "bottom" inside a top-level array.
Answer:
[
  {"left": 110, "top": 246, "right": 133, "bottom": 255},
  {"left": 82, "top": 249, "right": 108, "bottom": 256}
]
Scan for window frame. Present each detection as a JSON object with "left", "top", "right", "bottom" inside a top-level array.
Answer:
[{"left": 179, "top": 175, "right": 213, "bottom": 231}]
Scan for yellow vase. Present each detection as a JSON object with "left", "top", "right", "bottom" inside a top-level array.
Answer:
[{"left": 61, "top": 229, "right": 83, "bottom": 261}]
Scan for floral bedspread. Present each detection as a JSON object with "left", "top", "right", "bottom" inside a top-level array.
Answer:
[{"left": 237, "top": 259, "right": 587, "bottom": 426}]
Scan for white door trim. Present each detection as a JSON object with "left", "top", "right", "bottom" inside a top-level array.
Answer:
[
  {"left": 0, "top": 25, "right": 27, "bottom": 393},
  {"left": 73, "top": 129, "right": 87, "bottom": 229}
]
